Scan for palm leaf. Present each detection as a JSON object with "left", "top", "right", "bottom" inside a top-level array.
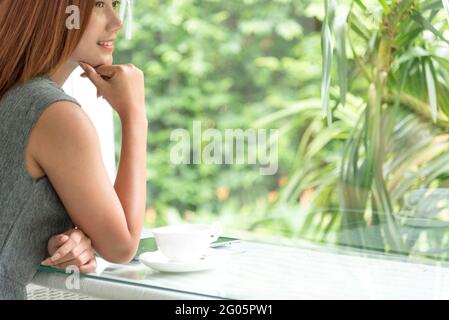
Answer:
[
  {"left": 411, "top": 9, "right": 449, "bottom": 45},
  {"left": 424, "top": 58, "right": 439, "bottom": 122},
  {"left": 334, "top": 10, "right": 349, "bottom": 107},
  {"left": 442, "top": 0, "right": 449, "bottom": 24},
  {"left": 321, "top": 0, "right": 337, "bottom": 124}
]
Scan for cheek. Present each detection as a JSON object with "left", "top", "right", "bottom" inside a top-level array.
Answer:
[
  {"left": 69, "top": 16, "right": 114, "bottom": 66},
  {"left": 70, "top": 38, "right": 114, "bottom": 67},
  {"left": 71, "top": 31, "right": 95, "bottom": 60}
]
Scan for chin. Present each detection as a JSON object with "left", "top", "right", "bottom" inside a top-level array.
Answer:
[{"left": 89, "top": 54, "right": 113, "bottom": 68}]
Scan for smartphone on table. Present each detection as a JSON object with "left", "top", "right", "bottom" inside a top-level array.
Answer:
[{"left": 133, "top": 236, "right": 240, "bottom": 261}]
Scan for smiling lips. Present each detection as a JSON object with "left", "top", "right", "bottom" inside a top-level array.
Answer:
[{"left": 97, "top": 40, "right": 114, "bottom": 50}]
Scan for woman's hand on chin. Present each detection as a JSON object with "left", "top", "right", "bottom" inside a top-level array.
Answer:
[
  {"left": 79, "top": 62, "right": 146, "bottom": 121},
  {"left": 41, "top": 228, "right": 97, "bottom": 273}
]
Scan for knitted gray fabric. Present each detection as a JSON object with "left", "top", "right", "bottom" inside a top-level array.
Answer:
[{"left": 0, "top": 76, "right": 80, "bottom": 299}]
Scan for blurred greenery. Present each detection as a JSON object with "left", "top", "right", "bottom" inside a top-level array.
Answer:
[
  {"left": 112, "top": 0, "right": 449, "bottom": 260},
  {"left": 113, "top": 0, "right": 321, "bottom": 228}
]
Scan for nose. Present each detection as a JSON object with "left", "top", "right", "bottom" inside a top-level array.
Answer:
[{"left": 107, "top": 8, "right": 123, "bottom": 33}]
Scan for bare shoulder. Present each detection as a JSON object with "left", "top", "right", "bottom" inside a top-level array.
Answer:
[
  {"left": 27, "top": 100, "right": 101, "bottom": 179},
  {"left": 33, "top": 100, "right": 97, "bottom": 143}
]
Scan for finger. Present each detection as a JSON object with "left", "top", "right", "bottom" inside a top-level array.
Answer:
[
  {"left": 79, "top": 62, "right": 107, "bottom": 90},
  {"left": 79, "top": 257, "right": 97, "bottom": 273},
  {"left": 45, "top": 234, "right": 70, "bottom": 260},
  {"left": 64, "top": 228, "right": 84, "bottom": 244},
  {"left": 57, "top": 238, "right": 92, "bottom": 265},
  {"left": 79, "top": 259, "right": 97, "bottom": 273},
  {"left": 94, "top": 65, "right": 123, "bottom": 79},
  {"left": 47, "top": 234, "right": 69, "bottom": 252},
  {"left": 55, "top": 248, "right": 94, "bottom": 270},
  {"left": 43, "top": 229, "right": 86, "bottom": 266},
  {"left": 47, "top": 237, "right": 78, "bottom": 264},
  {"left": 50, "top": 237, "right": 91, "bottom": 265},
  {"left": 41, "top": 258, "right": 53, "bottom": 266}
]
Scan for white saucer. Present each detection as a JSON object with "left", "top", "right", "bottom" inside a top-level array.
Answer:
[{"left": 139, "top": 248, "right": 232, "bottom": 273}]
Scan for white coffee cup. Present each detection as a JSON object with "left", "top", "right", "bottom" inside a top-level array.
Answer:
[{"left": 151, "top": 223, "right": 223, "bottom": 262}]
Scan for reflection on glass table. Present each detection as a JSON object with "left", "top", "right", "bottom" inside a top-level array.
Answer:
[
  {"left": 33, "top": 225, "right": 449, "bottom": 300},
  {"left": 271, "top": 188, "right": 449, "bottom": 263}
]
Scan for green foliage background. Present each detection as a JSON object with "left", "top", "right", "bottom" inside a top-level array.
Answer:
[
  {"left": 112, "top": 0, "right": 449, "bottom": 259},
  {"left": 113, "top": 0, "right": 322, "bottom": 232}
]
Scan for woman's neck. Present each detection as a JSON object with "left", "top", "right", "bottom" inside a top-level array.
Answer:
[{"left": 48, "top": 60, "right": 78, "bottom": 86}]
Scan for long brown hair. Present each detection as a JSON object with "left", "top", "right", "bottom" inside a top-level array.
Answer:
[{"left": 0, "top": 0, "right": 95, "bottom": 99}]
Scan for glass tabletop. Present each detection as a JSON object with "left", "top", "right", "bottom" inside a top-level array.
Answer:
[{"left": 38, "top": 229, "right": 449, "bottom": 300}]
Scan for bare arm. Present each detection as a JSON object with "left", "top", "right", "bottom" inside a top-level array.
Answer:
[
  {"left": 34, "top": 64, "right": 148, "bottom": 264},
  {"left": 32, "top": 102, "right": 147, "bottom": 264},
  {"left": 113, "top": 116, "right": 148, "bottom": 255}
]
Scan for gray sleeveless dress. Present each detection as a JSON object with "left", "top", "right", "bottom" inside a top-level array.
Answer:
[{"left": 0, "top": 76, "right": 81, "bottom": 299}]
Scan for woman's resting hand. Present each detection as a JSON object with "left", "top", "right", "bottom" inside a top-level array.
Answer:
[{"left": 41, "top": 228, "right": 97, "bottom": 273}]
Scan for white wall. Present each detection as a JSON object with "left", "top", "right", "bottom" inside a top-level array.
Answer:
[{"left": 63, "top": 67, "right": 117, "bottom": 184}]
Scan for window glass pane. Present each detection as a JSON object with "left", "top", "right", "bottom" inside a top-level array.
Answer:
[{"left": 113, "top": 0, "right": 449, "bottom": 262}]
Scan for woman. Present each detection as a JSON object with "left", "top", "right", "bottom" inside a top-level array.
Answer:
[{"left": 0, "top": 0, "right": 147, "bottom": 299}]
